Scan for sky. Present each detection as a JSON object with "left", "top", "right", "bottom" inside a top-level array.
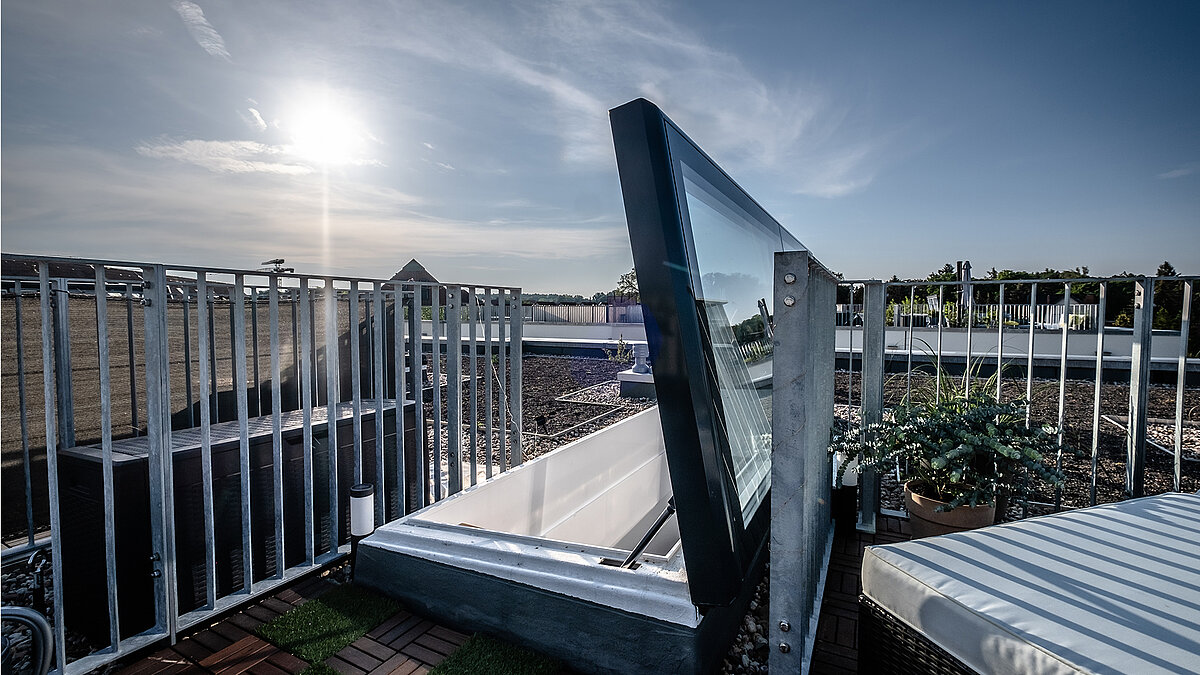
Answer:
[{"left": 2, "top": 1, "right": 1198, "bottom": 294}]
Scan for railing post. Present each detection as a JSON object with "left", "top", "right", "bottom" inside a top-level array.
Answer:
[
  {"left": 447, "top": 286, "right": 463, "bottom": 493},
  {"left": 509, "top": 289, "right": 523, "bottom": 467},
  {"left": 859, "top": 281, "right": 885, "bottom": 532},
  {"left": 1126, "top": 277, "right": 1153, "bottom": 498},
  {"left": 141, "top": 264, "right": 178, "bottom": 640},
  {"left": 770, "top": 251, "right": 812, "bottom": 671},
  {"left": 51, "top": 277, "right": 76, "bottom": 449}
]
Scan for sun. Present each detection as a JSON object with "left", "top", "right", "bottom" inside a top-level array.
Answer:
[{"left": 283, "top": 91, "right": 371, "bottom": 166}]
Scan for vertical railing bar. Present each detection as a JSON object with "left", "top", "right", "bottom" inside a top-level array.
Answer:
[
  {"left": 38, "top": 264, "right": 67, "bottom": 675},
  {"left": 183, "top": 294, "right": 194, "bottom": 428},
  {"left": 408, "top": 285, "right": 426, "bottom": 509},
  {"left": 372, "top": 284, "right": 386, "bottom": 523},
  {"left": 1175, "top": 280, "right": 1192, "bottom": 493},
  {"left": 252, "top": 292, "right": 261, "bottom": 416},
  {"left": 431, "top": 287, "right": 443, "bottom": 501},
  {"left": 233, "top": 274, "right": 253, "bottom": 591},
  {"left": 208, "top": 286, "right": 219, "bottom": 423},
  {"left": 509, "top": 289, "right": 523, "bottom": 467},
  {"left": 350, "top": 281, "right": 363, "bottom": 484},
  {"left": 935, "top": 285, "right": 943, "bottom": 403},
  {"left": 50, "top": 277, "right": 75, "bottom": 449},
  {"left": 324, "top": 280, "right": 341, "bottom": 549},
  {"left": 1026, "top": 282, "right": 1037, "bottom": 428},
  {"left": 291, "top": 294, "right": 301, "bottom": 410},
  {"left": 498, "top": 291, "right": 508, "bottom": 473},
  {"left": 309, "top": 292, "right": 319, "bottom": 406},
  {"left": 447, "top": 286, "right": 463, "bottom": 493},
  {"left": 127, "top": 283, "right": 140, "bottom": 435},
  {"left": 196, "top": 275, "right": 217, "bottom": 606},
  {"left": 996, "top": 284, "right": 1005, "bottom": 402},
  {"left": 1055, "top": 283, "right": 1070, "bottom": 511},
  {"left": 95, "top": 266, "right": 122, "bottom": 650},
  {"left": 964, "top": 282, "right": 974, "bottom": 397},
  {"left": 847, "top": 286, "right": 855, "bottom": 410},
  {"left": 393, "top": 286, "right": 406, "bottom": 516},
  {"left": 269, "top": 278, "right": 285, "bottom": 578},
  {"left": 14, "top": 281, "right": 36, "bottom": 547},
  {"left": 298, "top": 280, "right": 315, "bottom": 563},
  {"left": 468, "top": 288, "right": 479, "bottom": 486},
  {"left": 905, "top": 286, "right": 914, "bottom": 400},
  {"left": 484, "top": 288, "right": 494, "bottom": 480},
  {"left": 1090, "top": 282, "right": 1107, "bottom": 506}
]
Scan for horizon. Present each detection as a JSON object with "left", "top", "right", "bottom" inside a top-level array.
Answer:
[{"left": 3, "top": 1, "right": 1198, "bottom": 293}]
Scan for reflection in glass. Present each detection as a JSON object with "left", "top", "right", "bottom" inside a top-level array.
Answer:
[{"left": 681, "top": 164, "right": 787, "bottom": 521}]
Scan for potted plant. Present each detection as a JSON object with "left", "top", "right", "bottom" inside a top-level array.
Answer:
[{"left": 831, "top": 392, "right": 1069, "bottom": 538}]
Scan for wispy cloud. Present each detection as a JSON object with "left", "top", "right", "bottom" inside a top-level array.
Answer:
[
  {"left": 171, "top": 0, "right": 231, "bottom": 61},
  {"left": 240, "top": 107, "right": 267, "bottom": 131},
  {"left": 2, "top": 144, "right": 624, "bottom": 279},
  {"left": 1158, "top": 163, "right": 1197, "bottom": 179},
  {"left": 136, "top": 139, "right": 312, "bottom": 174},
  {"left": 357, "top": 0, "right": 886, "bottom": 195}
]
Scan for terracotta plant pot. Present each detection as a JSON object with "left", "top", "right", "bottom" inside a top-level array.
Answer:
[{"left": 904, "top": 481, "right": 996, "bottom": 539}]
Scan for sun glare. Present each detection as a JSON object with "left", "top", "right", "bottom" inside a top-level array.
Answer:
[{"left": 284, "top": 93, "right": 370, "bottom": 166}]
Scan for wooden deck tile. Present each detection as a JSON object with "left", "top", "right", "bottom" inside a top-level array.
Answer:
[
  {"left": 366, "top": 654, "right": 418, "bottom": 675},
  {"left": 367, "top": 611, "right": 413, "bottom": 640},
  {"left": 335, "top": 645, "right": 383, "bottom": 673},
  {"left": 376, "top": 615, "right": 424, "bottom": 646},
  {"left": 210, "top": 620, "right": 253, "bottom": 644},
  {"left": 260, "top": 597, "right": 295, "bottom": 616},
  {"left": 399, "top": 643, "right": 445, "bottom": 667},
  {"left": 809, "top": 514, "right": 912, "bottom": 674},
  {"left": 203, "top": 636, "right": 277, "bottom": 675},
  {"left": 247, "top": 660, "right": 290, "bottom": 675},
  {"left": 171, "top": 637, "right": 215, "bottom": 664},
  {"left": 274, "top": 588, "right": 304, "bottom": 606},
  {"left": 190, "top": 628, "right": 232, "bottom": 653},
  {"left": 325, "top": 656, "right": 367, "bottom": 675},
  {"left": 265, "top": 651, "right": 309, "bottom": 674},
  {"left": 115, "top": 647, "right": 194, "bottom": 675},
  {"left": 383, "top": 619, "right": 433, "bottom": 650},
  {"left": 425, "top": 626, "right": 468, "bottom": 647},
  {"left": 243, "top": 604, "right": 279, "bottom": 623},
  {"left": 412, "top": 633, "right": 456, "bottom": 657},
  {"left": 350, "top": 636, "right": 396, "bottom": 662},
  {"left": 227, "top": 612, "right": 265, "bottom": 632}
]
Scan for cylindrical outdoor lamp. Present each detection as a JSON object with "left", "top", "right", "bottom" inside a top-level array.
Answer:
[{"left": 350, "top": 483, "right": 375, "bottom": 579}]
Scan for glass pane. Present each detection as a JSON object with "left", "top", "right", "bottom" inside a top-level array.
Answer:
[{"left": 680, "top": 163, "right": 785, "bottom": 521}]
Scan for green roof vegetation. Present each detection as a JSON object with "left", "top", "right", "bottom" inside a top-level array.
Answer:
[
  {"left": 255, "top": 584, "right": 399, "bottom": 671},
  {"left": 430, "top": 634, "right": 562, "bottom": 675}
]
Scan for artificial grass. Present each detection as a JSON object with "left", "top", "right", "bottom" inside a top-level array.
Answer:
[
  {"left": 429, "top": 634, "right": 561, "bottom": 675},
  {"left": 255, "top": 584, "right": 399, "bottom": 667}
]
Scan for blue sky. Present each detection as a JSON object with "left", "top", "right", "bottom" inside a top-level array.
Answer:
[{"left": 3, "top": 1, "right": 1197, "bottom": 293}]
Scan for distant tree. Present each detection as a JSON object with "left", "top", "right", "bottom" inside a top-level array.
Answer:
[{"left": 616, "top": 267, "right": 639, "bottom": 299}]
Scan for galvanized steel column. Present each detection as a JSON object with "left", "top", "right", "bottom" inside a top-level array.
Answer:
[
  {"left": 1127, "top": 277, "right": 1153, "bottom": 498},
  {"left": 508, "top": 289, "right": 523, "bottom": 467},
  {"left": 770, "top": 250, "right": 814, "bottom": 672},
  {"left": 859, "top": 281, "right": 885, "bottom": 533}
]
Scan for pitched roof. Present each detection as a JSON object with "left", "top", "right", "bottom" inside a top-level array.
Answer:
[{"left": 390, "top": 259, "right": 438, "bottom": 283}]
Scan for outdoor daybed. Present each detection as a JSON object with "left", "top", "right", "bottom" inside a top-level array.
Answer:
[{"left": 860, "top": 492, "right": 1200, "bottom": 674}]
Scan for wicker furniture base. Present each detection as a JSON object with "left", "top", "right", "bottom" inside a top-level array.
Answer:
[{"left": 858, "top": 595, "right": 975, "bottom": 675}]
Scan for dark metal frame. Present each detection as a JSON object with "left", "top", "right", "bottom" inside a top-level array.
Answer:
[{"left": 610, "top": 98, "right": 801, "bottom": 607}]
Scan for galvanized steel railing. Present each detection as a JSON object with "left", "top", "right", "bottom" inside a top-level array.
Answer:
[
  {"left": 0, "top": 254, "right": 522, "bottom": 674},
  {"left": 840, "top": 274, "right": 1197, "bottom": 523}
]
